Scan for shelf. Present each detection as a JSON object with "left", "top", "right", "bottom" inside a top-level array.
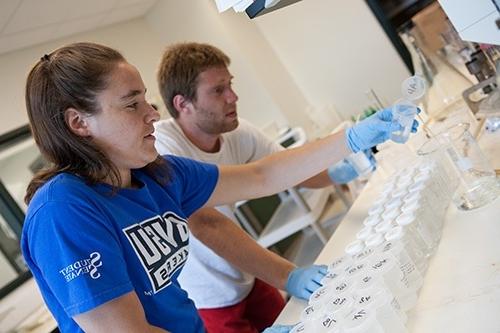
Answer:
[{"left": 256, "top": 188, "right": 332, "bottom": 248}]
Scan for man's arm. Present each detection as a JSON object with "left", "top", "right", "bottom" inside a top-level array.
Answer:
[
  {"left": 73, "top": 292, "right": 169, "bottom": 333},
  {"left": 188, "top": 208, "right": 295, "bottom": 290},
  {"left": 298, "top": 169, "right": 333, "bottom": 189}
]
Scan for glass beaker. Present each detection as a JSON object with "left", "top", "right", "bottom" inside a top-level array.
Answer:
[
  {"left": 416, "top": 136, "right": 459, "bottom": 201},
  {"left": 440, "top": 123, "right": 499, "bottom": 210}
]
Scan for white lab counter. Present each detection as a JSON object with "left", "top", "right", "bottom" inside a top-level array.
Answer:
[{"left": 274, "top": 105, "right": 500, "bottom": 332}]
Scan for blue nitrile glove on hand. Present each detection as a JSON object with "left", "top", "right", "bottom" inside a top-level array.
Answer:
[
  {"left": 285, "top": 265, "right": 328, "bottom": 300},
  {"left": 262, "top": 324, "right": 294, "bottom": 333},
  {"left": 327, "top": 149, "right": 376, "bottom": 184},
  {"left": 345, "top": 108, "right": 419, "bottom": 153}
]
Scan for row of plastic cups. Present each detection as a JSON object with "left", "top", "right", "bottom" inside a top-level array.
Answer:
[
  {"left": 368, "top": 200, "right": 438, "bottom": 260},
  {"left": 350, "top": 230, "right": 426, "bottom": 296},
  {"left": 399, "top": 200, "right": 441, "bottom": 252},
  {"left": 364, "top": 184, "right": 444, "bottom": 254},
  {"left": 408, "top": 171, "right": 452, "bottom": 213},
  {"left": 406, "top": 195, "right": 443, "bottom": 236},
  {"left": 301, "top": 261, "right": 406, "bottom": 332},
  {"left": 339, "top": 239, "right": 422, "bottom": 311},
  {"left": 379, "top": 161, "right": 452, "bottom": 209},
  {"left": 357, "top": 220, "right": 429, "bottom": 275},
  {"left": 364, "top": 235, "right": 423, "bottom": 298},
  {"left": 300, "top": 269, "right": 409, "bottom": 333}
]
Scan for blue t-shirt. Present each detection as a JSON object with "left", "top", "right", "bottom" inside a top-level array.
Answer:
[{"left": 21, "top": 155, "right": 218, "bottom": 333}]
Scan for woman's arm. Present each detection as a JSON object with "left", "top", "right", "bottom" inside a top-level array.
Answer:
[
  {"left": 205, "top": 129, "right": 351, "bottom": 207},
  {"left": 205, "top": 108, "right": 407, "bottom": 207},
  {"left": 73, "top": 292, "right": 169, "bottom": 333},
  {"left": 188, "top": 208, "right": 295, "bottom": 290}
]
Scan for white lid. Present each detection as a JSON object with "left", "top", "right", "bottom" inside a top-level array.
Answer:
[
  {"left": 404, "top": 191, "right": 421, "bottom": 204},
  {"left": 317, "top": 313, "right": 342, "bottom": 332},
  {"left": 363, "top": 214, "right": 382, "bottom": 227},
  {"left": 392, "top": 188, "right": 408, "bottom": 199},
  {"left": 370, "top": 255, "right": 395, "bottom": 274},
  {"left": 290, "top": 322, "right": 306, "bottom": 333},
  {"left": 385, "top": 226, "right": 404, "bottom": 241},
  {"left": 396, "top": 213, "right": 415, "bottom": 226},
  {"left": 413, "top": 172, "right": 430, "bottom": 183},
  {"left": 321, "top": 270, "right": 342, "bottom": 286},
  {"left": 345, "top": 263, "right": 366, "bottom": 277},
  {"left": 382, "top": 206, "right": 400, "bottom": 221},
  {"left": 332, "top": 279, "right": 351, "bottom": 294},
  {"left": 356, "top": 226, "right": 374, "bottom": 241},
  {"left": 401, "top": 75, "right": 426, "bottom": 101},
  {"left": 373, "top": 196, "right": 388, "bottom": 207},
  {"left": 375, "top": 220, "right": 393, "bottom": 234},
  {"left": 381, "top": 183, "right": 396, "bottom": 196},
  {"left": 324, "top": 294, "right": 354, "bottom": 314},
  {"left": 367, "top": 204, "right": 384, "bottom": 216},
  {"left": 418, "top": 162, "right": 435, "bottom": 173},
  {"left": 402, "top": 199, "right": 420, "bottom": 214},
  {"left": 308, "top": 285, "right": 330, "bottom": 305},
  {"left": 355, "top": 292, "right": 377, "bottom": 309},
  {"left": 365, "top": 232, "right": 385, "bottom": 247},
  {"left": 300, "top": 303, "right": 323, "bottom": 321},
  {"left": 344, "top": 307, "right": 374, "bottom": 330},
  {"left": 345, "top": 240, "right": 365, "bottom": 256},
  {"left": 355, "top": 247, "right": 375, "bottom": 262},
  {"left": 396, "top": 171, "right": 414, "bottom": 183},
  {"left": 384, "top": 198, "right": 403, "bottom": 212},
  {"left": 329, "top": 255, "right": 352, "bottom": 271},
  {"left": 408, "top": 181, "right": 425, "bottom": 194},
  {"left": 356, "top": 274, "right": 378, "bottom": 291},
  {"left": 396, "top": 177, "right": 414, "bottom": 190}
]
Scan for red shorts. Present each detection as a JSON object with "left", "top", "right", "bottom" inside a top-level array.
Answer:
[{"left": 198, "top": 279, "right": 286, "bottom": 333}]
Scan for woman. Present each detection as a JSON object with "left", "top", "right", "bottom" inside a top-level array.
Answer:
[{"left": 21, "top": 42, "right": 414, "bottom": 333}]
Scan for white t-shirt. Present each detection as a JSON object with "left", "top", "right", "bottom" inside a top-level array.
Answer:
[{"left": 154, "top": 118, "right": 283, "bottom": 308}]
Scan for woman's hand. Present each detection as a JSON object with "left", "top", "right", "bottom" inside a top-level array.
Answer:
[{"left": 345, "top": 108, "right": 418, "bottom": 152}]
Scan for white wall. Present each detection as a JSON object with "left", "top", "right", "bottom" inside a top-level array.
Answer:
[
  {"left": 253, "top": 0, "right": 411, "bottom": 120},
  {"left": 0, "top": 18, "right": 165, "bottom": 135}
]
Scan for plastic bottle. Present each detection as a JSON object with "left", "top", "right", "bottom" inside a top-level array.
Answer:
[
  {"left": 391, "top": 99, "right": 419, "bottom": 144},
  {"left": 391, "top": 75, "right": 426, "bottom": 144}
]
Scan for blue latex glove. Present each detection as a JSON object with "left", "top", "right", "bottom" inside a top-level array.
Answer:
[
  {"left": 327, "top": 150, "right": 376, "bottom": 184},
  {"left": 262, "top": 324, "right": 294, "bottom": 333},
  {"left": 285, "top": 265, "right": 328, "bottom": 300},
  {"left": 345, "top": 108, "right": 419, "bottom": 153}
]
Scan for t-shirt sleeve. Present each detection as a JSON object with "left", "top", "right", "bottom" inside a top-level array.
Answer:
[
  {"left": 238, "top": 119, "right": 284, "bottom": 162},
  {"left": 164, "top": 155, "right": 219, "bottom": 216},
  {"left": 24, "top": 200, "right": 133, "bottom": 317}
]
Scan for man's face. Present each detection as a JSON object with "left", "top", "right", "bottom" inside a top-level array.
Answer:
[{"left": 189, "top": 66, "right": 239, "bottom": 134}]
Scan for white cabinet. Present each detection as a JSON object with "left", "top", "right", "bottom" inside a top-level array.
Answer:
[{"left": 438, "top": 0, "right": 500, "bottom": 44}]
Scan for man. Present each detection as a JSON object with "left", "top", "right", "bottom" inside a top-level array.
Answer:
[{"left": 154, "top": 42, "right": 366, "bottom": 333}]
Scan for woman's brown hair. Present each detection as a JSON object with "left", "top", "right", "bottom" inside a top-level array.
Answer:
[{"left": 25, "top": 42, "right": 169, "bottom": 203}]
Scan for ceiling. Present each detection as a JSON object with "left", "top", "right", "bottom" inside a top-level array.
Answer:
[{"left": 0, "top": 0, "right": 158, "bottom": 55}]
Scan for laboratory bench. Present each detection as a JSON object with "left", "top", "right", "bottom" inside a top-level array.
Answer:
[{"left": 273, "top": 101, "right": 500, "bottom": 332}]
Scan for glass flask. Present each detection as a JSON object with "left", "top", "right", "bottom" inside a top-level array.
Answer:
[{"left": 438, "top": 123, "right": 499, "bottom": 210}]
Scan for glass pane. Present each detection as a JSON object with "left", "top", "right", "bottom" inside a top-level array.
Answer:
[
  {"left": 0, "top": 134, "right": 43, "bottom": 293},
  {"left": 0, "top": 137, "right": 42, "bottom": 212}
]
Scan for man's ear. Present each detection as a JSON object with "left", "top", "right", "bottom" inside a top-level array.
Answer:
[
  {"left": 172, "top": 94, "right": 192, "bottom": 116},
  {"left": 64, "top": 107, "right": 92, "bottom": 137}
]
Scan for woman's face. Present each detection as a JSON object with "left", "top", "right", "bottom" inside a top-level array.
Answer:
[{"left": 86, "top": 62, "right": 160, "bottom": 176}]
